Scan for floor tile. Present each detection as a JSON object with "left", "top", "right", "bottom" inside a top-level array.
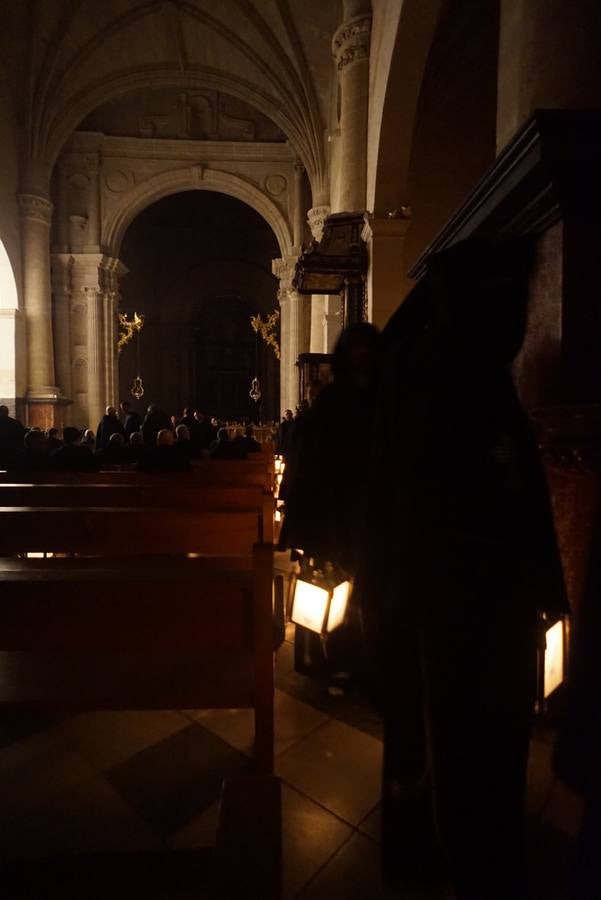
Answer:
[
  {"left": 106, "top": 722, "right": 250, "bottom": 839},
  {"left": 0, "top": 709, "right": 55, "bottom": 749},
  {"left": 0, "top": 726, "right": 97, "bottom": 824},
  {"left": 276, "top": 638, "right": 295, "bottom": 676},
  {"left": 358, "top": 803, "right": 381, "bottom": 842},
  {"left": 167, "top": 800, "right": 222, "bottom": 850},
  {"left": 1, "top": 773, "right": 161, "bottom": 859},
  {"left": 276, "top": 719, "right": 382, "bottom": 826},
  {"left": 190, "top": 689, "right": 329, "bottom": 757},
  {"left": 281, "top": 783, "right": 352, "bottom": 899},
  {"left": 58, "top": 709, "right": 190, "bottom": 771},
  {"left": 298, "top": 831, "right": 397, "bottom": 900}
]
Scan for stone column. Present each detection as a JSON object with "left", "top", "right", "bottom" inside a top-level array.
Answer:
[
  {"left": 17, "top": 192, "right": 61, "bottom": 423},
  {"left": 306, "top": 205, "right": 331, "bottom": 353},
  {"left": 99, "top": 257, "right": 124, "bottom": 409},
  {"left": 293, "top": 162, "right": 306, "bottom": 250},
  {"left": 362, "top": 213, "right": 413, "bottom": 329},
  {"left": 50, "top": 253, "right": 74, "bottom": 418},
  {"left": 332, "top": 10, "right": 371, "bottom": 213},
  {"left": 273, "top": 256, "right": 308, "bottom": 414},
  {"left": 70, "top": 254, "right": 106, "bottom": 430}
]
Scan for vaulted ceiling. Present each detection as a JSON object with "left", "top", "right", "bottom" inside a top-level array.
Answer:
[{"left": 2, "top": 0, "right": 341, "bottom": 200}]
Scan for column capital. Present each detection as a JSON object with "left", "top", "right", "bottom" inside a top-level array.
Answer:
[
  {"left": 307, "top": 205, "right": 331, "bottom": 242},
  {"left": 332, "top": 14, "right": 371, "bottom": 71},
  {"left": 17, "top": 192, "right": 53, "bottom": 225},
  {"left": 272, "top": 255, "right": 298, "bottom": 293}
]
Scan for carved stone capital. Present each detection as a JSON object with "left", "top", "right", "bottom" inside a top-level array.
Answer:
[
  {"left": 307, "top": 205, "right": 331, "bottom": 242},
  {"left": 272, "top": 255, "right": 298, "bottom": 292},
  {"left": 17, "top": 192, "right": 53, "bottom": 224},
  {"left": 332, "top": 15, "right": 371, "bottom": 71}
]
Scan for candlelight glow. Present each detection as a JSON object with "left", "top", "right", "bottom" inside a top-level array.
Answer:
[{"left": 544, "top": 619, "right": 564, "bottom": 699}]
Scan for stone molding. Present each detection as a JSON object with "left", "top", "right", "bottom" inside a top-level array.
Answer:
[
  {"left": 17, "top": 193, "right": 53, "bottom": 225},
  {"left": 50, "top": 253, "right": 74, "bottom": 295},
  {"left": 307, "top": 205, "right": 331, "bottom": 242},
  {"left": 332, "top": 15, "right": 372, "bottom": 71}
]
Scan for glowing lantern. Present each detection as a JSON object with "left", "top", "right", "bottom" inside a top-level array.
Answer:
[
  {"left": 544, "top": 618, "right": 565, "bottom": 699},
  {"left": 291, "top": 566, "right": 352, "bottom": 635}
]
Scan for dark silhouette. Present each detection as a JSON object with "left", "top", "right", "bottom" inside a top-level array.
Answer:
[
  {"left": 51, "top": 427, "right": 100, "bottom": 471},
  {"left": 174, "top": 424, "right": 194, "bottom": 461},
  {"left": 9, "top": 429, "right": 51, "bottom": 471},
  {"left": 141, "top": 404, "right": 172, "bottom": 445},
  {"left": 235, "top": 424, "right": 262, "bottom": 455},
  {"left": 0, "top": 404, "right": 26, "bottom": 469},
  {"left": 276, "top": 409, "right": 294, "bottom": 457},
  {"left": 96, "top": 406, "right": 125, "bottom": 450},
  {"left": 95, "top": 432, "right": 133, "bottom": 466},
  {"left": 179, "top": 408, "right": 209, "bottom": 455},
  {"left": 46, "top": 427, "right": 63, "bottom": 452},
  {"left": 137, "top": 428, "right": 190, "bottom": 472},
  {"left": 357, "top": 239, "right": 567, "bottom": 900},
  {"left": 120, "top": 400, "right": 141, "bottom": 439},
  {"left": 209, "top": 427, "right": 247, "bottom": 459}
]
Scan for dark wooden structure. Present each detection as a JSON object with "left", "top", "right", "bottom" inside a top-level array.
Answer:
[{"left": 294, "top": 212, "right": 368, "bottom": 325}]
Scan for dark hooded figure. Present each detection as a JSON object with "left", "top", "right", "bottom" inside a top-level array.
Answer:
[
  {"left": 280, "top": 322, "right": 380, "bottom": 682},
  {"left": 356, "top": 239, "right": 568, "bottom": 900}
]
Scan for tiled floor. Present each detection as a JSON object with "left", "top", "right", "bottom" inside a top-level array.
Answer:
[{"left": 0, "top": 624, "right": 584, "bottom": 900}]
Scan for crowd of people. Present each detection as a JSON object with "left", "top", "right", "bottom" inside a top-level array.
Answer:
[{"left": 0, "top": 402, "right": 267, "bottom": 473}]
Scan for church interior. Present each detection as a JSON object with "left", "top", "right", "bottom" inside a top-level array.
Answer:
[{"left": 0, "top": 1, "right": 600, "bottom": 898}]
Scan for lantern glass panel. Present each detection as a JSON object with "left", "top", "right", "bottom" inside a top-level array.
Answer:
[
  {"left": 544, "top": 619, "right": 564, "bottom": 699},
  {"left": 291, "top": 579, "right": 329, "bottom": 633},
  {"left": 327, "top": 580, "right": 351, "bottom": 632}
]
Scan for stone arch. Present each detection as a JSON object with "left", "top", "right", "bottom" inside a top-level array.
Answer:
[
  {"left": 103, "top": 167, "right": 293, "bottom": 259},
  {"left": 368, "top": 0, "right": 443, "bottom": 215},
  {"left": 44, "top": 69, "right": 316, "bottom": 190},
  {"left": 0, "top": 239, "right": 18, "bottom": 310}
]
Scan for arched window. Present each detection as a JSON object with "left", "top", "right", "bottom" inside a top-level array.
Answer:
[{"left": 0, "top": 240, "right": 18, "bottom": 309}]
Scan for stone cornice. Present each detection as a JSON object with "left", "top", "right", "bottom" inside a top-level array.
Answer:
[
  {"left": 332, "top": 15, "right": 371, "bottom": 71},
  {"left": 362, "top": 212, "right": 411, "bottom": 243},
  {"left": 17, "top": 192, "right": 53, "bottom": 224},
  {"left": 67, "top": 131, "right": 296, "bottom": 164}
]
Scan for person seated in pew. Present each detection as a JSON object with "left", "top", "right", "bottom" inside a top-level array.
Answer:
[
  {"left": 209, "top": 427, "right": 248, "bottom": 459},
  {"left": 51, "top": 426, "right": 101, "bottom": 472},
  {"left": 136, "top": 428, "right": 191, "bottom": 472},
  {"left": 174, "top": 424, "right": 194, "bottom": 462},
  {"left": 142, "top": 404, "right": 172, "bottom": 445},
  {"left": 128, "top": 431, "right": 145, "bottom": 460},
  {"left": 94, "top": 431, "right": 134, "bottom": 467},
  {"left": 8, "top": 429, "right": 52, "bottom": 471},
  {"left": 81, "top": 428, "right": 96, "bottom": 451},
  {"left": 234, "top": 424, "right": 262, "bottom": 455},
  {"left": 46, "top": 427, "right": 63, "bottom": 452}
]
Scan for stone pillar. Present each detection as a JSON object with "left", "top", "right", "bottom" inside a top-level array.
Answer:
[
  {"left": 362, "top": 213, "right": 413, "bottom": 329},
  {"left": 99, "top": 257, "right": 124, "bottom": 410},
  {"left": 332, "top": 11, "right": 371, "bottom": 213},
  {"left": 50, "top": 253, "right": 74, "bottom": 418},
  {"left": 293, "top": 162, "right": 306, "bottom": 250},
  {"left": 70, "top": 255, "right": 106, "bottom": 429},
  {"left": 17, "top": 192, "right": 61, "bottom": 423},
  {"left": 306, "top": 205, "right": 332, "bottom": 353},
  {"left": 273, "top": 256, "right": 308, "bottom": 414}
]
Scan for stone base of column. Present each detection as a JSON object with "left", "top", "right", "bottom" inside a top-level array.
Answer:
[{"left": 25, "top": 391, "right": 70, "bottom": 429}]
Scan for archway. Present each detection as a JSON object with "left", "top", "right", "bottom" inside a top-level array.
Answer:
[
  {"left": 0, "top": 239, "right": 22, "bottom": 413},
  {"left": 117, "top": 191, "right": 280, "bottom": 423}
]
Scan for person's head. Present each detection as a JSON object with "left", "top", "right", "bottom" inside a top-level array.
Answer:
[
  {"left": 63, "top": 426, "right": 81, "bottom": 446},
  {"left": 106, "top": 406, "right": 117, "bottom": 417},
  {"left": 183, "top": 407, "right": 192, "bottom": 418},
  {"left": 130, "top": 431, "right": 144, "bottom": 446},
  {"left": 47, "top": 428, "right": 59, "bottom": 440},
  {"left": 24, "top": 430, "right": 48, "bottom": 454},
  {"left": 147, "top": 404, "right": 157, "bottom": 415},
  {"left": 109, "top": 432, "right": 124, "bottom": 446},
  {"left": 0, "top": 405, "right": 9, "bottom": 418},
  {"left": 157, "top": 429, "right": 174, "bottom": 447},
  {"left": 216, "top": 427, "right": 229, "bottom": 443},
  {"left": 176, "top": 424, "right": 190, "bottom": 441},
  {"left": 82, "top": 429, "right": 94, "bottom": 443},
  {"left": 283, "top": 409, "right": 293, "bottom": 422},
  {"left": 245, "top": 425, "right": 254, "bottom": 439},
  {"left": 332, "top": 322, "right": 380, "bottom": 389},
  {"left": 120, "top": 400, "right": 130, "bottom": 413},
  {"left": 194, "top": 410, "right": 205, "bottom": 422}
]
